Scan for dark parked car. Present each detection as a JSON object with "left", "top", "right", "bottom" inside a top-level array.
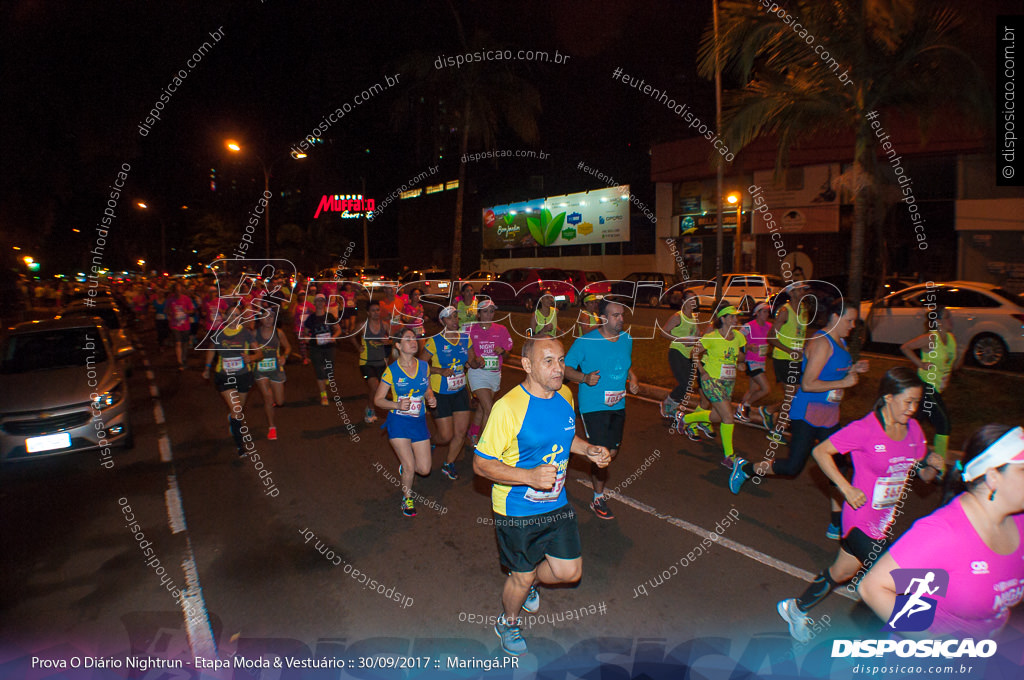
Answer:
[
  {"left": 481, "top": 268, "right": 577, "bottom": 310},
  {"left": 610, "top": 272, "right": 686, "bottom": 307}
]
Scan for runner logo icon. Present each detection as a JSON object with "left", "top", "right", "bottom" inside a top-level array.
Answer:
[{"left": 885, "top": 568, "right": 949, "bottom": 632}]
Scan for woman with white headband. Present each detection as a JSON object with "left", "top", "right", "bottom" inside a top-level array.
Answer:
[{"left": 861, "top": 424, "right": 1024, "bottom": 638}]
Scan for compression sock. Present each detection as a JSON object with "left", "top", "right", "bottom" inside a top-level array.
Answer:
[
  {"left": 683, "top": 409, "right": 711, "bottom": 424},
  {"left": 831, "top": 510, "right": 842, "bottom": 527},
  {"left": 228, "top": 416, "right": 245, "bottom": 451},
  {"left": 796, "top": 569, "right": 837, "bottom": 612},
  {"left": 933, "top": 434, "right": 949, "bottom": 461},
  {"left": 721, "top": 423, "right": 735, "bottom": 457}
]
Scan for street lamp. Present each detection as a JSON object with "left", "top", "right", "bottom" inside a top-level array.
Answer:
[
  {"left": 727, "top": 192, "right": 742, "bottom": 272},
  {"left": 224, "top": 139, "right": 305, "bottom": 260}
]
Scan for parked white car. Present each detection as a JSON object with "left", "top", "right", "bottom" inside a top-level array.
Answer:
[
  {"left": 859, "top": 281, "right": 1024, "bottom": 367},
  {"left": 693, "top": 273, "right": 788, "bottom": 310}
]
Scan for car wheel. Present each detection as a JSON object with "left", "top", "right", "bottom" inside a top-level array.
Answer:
[
  {"left": 647, "top": 293, "right": 660, "bottom": 308},
  {"left": 969, "top": 333, "right": 1007, "bottom": 368},
  {"left": 522, "top": 295, "right": 535, "bottom": 311}
]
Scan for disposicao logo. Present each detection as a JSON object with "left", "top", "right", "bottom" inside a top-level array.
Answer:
[{"left": 885, "top": 568, "right": 948, "bottom": 632}]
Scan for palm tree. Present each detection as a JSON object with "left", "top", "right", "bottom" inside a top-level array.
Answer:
[
  {"left": 697, "top": 0, "right": 989, "bottom": 306},
  {"left": 392, "top": 13, "right": 541, "bottom": 276}
]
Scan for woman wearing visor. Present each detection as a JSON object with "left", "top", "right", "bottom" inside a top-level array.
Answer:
[{"left": 861, "top": 424, "right": 1024, "bottom": 639}]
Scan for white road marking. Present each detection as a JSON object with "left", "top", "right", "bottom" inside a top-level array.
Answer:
[
  {"left": 145, "top": 370, "right": 155, "bottom": 380},
  {"left": 165, "top": 474, "right": 187, "bottom": 534},
  {"left": 575, "top": 478, "right": 858, "bottom": 602},
  {"left": 153, "top": 403, "right": 165, "bottom": 425},
  {"left": 158, "top": 435, "right": 172, "bottom": 463},
  {"left": 149, "top": 384, "right": 159, "bottom": 398}
]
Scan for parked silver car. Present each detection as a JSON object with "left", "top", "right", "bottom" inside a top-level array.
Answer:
[
  {"left": 859, "top": 281, "right": 1024, "bottom": 367},
  {"left": 57, "top": 299, "right": 135, "bottom": 372},
  {"left": 0, "top": 317, "right": 133, "bottom": 463}
]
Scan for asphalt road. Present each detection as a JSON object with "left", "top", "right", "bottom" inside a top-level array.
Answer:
[{"left": 1, "top": 319, "right": 1022, "bottom": 678}]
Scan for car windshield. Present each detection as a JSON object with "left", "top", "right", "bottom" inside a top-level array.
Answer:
[
  {"left": 1, "top": 327, "right": 108, "bottom": 374},
  {"left": 63, "top": 306, "right": 121, "bottom": 329},
  {"left": 992, "top": 287, "right": 1024, "bottom": 308}
]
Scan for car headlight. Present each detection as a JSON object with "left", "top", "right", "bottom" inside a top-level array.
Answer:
[{"left": 93, "top": 383, "right": 124, "bottom": 411}]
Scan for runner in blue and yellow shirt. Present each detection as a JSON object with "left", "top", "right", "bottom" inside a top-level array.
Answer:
[
  {"left": 420, "top": 306, "right": 473, "bottom": 481},
  {"left": 375, "top": 327, "right": 437, "bottom": 517},
  {"left": 474, "top": 336, "right": 611, "bottom": 657}
]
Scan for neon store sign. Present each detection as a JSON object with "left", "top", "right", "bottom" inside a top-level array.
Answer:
[{"left": 314, "top": 194, "right": 376, "bottom": 219}]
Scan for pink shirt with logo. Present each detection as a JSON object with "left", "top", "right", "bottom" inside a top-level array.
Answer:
[
  {"left": 741, "top": 318, "right": 772, "bottom": 367},
  {"left": 165, "top": 294, "right": 195, "bottom": 331},
  {"left": 468, "top": 323, "right": 513, "bottom": 371},
  {"left": 888, "top": 496, "right": 1024, "bottom": 638},
  {"left": 829, "top": 413, "right": 926, "bottom": 540}
]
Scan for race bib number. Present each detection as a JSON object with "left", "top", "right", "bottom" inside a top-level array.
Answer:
[
  {"left": 720, "top": 364, "right": 736, "bottom": 380},
  {"left": 397, "top": 396, "right": 423, "bottom": 417},
  {"left": 174, "top": 309, "right": 187, "bottom": 323},
  {"left": 257, "top": 357, "right": 277, "bottom": 372},
  {"left": 484, "top": 355, "right": 499, "bottom": 371},
  {"left": 827, "top": 388, "right": 844, "bottom": 403},
  {"left": 604, "top": 390, "right": 626, "bottom": 407},
  {"left": 316, "top": 332, "right": 332, "bottom": 346},
  {"left": 757, "top": 344, "right": 768, "bottom": 358},
  {"left": 524, "top": 469, "right": 566, "bottom": 502},
  {"left": 872, "top": 475, "right": 905, "bottom": 509},
  {"left": 222, "top": 356, "right": 245, "bottom": 373},
  {"left": 447, "top": 371, "right": 466, "bottom": 390}
]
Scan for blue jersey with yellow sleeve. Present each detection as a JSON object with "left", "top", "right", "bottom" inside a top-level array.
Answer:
[
  {"left": 475, "top": 384, "right": 576, "bottom": 517},
  {"left": 381, "top": 359, "right": 430, "bottom": 418},
  {"left": 424, "top": 332, "right": 472, "bottom": 394}
]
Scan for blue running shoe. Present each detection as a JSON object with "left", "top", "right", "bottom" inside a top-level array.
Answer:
[
  {"left": 494, "top": 615, "right": 527, "bottom": 656},
  {"left": 729, "top": 458, "right": 750, "bottom": 494},
  {"left": 522, "top": 586, "right": 540, "bottom": 613},
  {"left": 825, "top": 522, "right": 841, "bottom": 540}
]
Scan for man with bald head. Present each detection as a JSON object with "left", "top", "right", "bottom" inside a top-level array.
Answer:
[{"left": 474, "top": 336, "right": 611, "bottom": 656}]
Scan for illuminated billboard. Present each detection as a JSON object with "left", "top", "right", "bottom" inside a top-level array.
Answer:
[{"left": 482, "top": 185, "right": 631, "bottom": 249}]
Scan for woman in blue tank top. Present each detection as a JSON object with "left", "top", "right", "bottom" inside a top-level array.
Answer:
[{"left": 729, "top": 300, "right": 870, "bottom": 524}]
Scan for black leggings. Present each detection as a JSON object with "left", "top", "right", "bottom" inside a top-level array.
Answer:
[
  {"left": 668, "top": 351, "right": 695, "bottom": 402},
  {"left": 771, "top": 420, "right": 840, "bottom": 477},
  {"left": 917, "top": 389, "right": 950, "bottom": 436}
]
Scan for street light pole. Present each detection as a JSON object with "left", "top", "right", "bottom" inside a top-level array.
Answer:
[{"left": 713, "top": 0, "right": 725, "bottom": 307}]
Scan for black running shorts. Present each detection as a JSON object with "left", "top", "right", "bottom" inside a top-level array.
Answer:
[{"left": 494, "top": 505, "right": 582, "bottom": 573}]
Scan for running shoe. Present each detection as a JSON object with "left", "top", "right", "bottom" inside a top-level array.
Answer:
[
  {"left": 402, "top": 497, "right": 416, "bottom": 517},
  {"left": 364, "top": 407, "right": 377, "bottom": 424},
  {"left": 681, "top": 423, "right": 701, "bottom": 442},
  {"left": 590, "top": 497, "right": 615, "bottom": 520},
  {"left": 734, "top": 404, "right": 750, "bottom": 422},
  {"left": 767, "top": 430, "right": 785, "bottom": 445},
  {"left": 441, "top": 462, "right": 459, "bottom": 481},
  {"left": 660, "top": 397, "right": 679, "bottom": 419},
  {"left": 694, "top": 422, "right": 715, "bottom": 439},
  {"left": 522, "top": 586, "right": 540, "bottom": 613},
  {"left": 777, "top": 598, "right": 813, "bottom": 643},
  {"left": 825, "top": 522, "right": 841, "bottom": 540},
  {"left": 759, "top": 406, "right": 774, "bottom": 431},
  {"left": 729, "top": 457, "right": 750, "bottom": 494},
  {"left": 720, "top": 456, "right": 735, "bottom": 469},
  {"left": 494, "top": 615, "right": 527, "bottom": 656},
  {"left": 268, "top": 426, "right": 277, "bottom": 441}
]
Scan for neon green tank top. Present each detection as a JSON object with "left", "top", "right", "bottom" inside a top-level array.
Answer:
[
  {"left": 918, "top": 331, "right": 956, "bottom": 392},
  {"left": 772, "top": 302, "right": 809, "bottom": 360},
  {"left": 669, "top": 312, "right": 699, "bottom": 358},
  {"left": 533, "top": 307, "right": 557, "bottom": 337}
]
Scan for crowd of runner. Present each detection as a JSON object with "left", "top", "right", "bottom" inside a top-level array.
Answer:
[{"left": 115, "top": 272, "right": 1022, "bottom": 657}]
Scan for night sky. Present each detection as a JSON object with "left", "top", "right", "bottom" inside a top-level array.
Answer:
[{"left": 0, "top": 0, "right": 1015, "bottom": 273}]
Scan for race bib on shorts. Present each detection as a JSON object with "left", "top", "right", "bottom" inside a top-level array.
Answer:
[
  {"left": 222, "top": 356, "right": 245, "bottom": 373},
  {"left": 604, "top": 390, "right": 626, "bottom": 407},
  {"left": 720, "top": 364, "right": 736, "bottom": 380},
  {"left": 827, "top": 388, "right": 844, "bottom": 403},
  {"left": 872, "top": 475, "right": 904, "bottom": 509},
  {"left": 398, "top": 396, "right": 423, "bottom": 417},
  {"left": 524, "top": 469, "right": 566, "bottom": 502},
  {"left": 484, "top": 355, "right": 499, "bottom": 371},
  {"left": 316, "top": 332, "right": 331, "bottom": 346},
  {"left": 447, "top": 371, "right": 466, "bottom": 390},
  {"left": 257, "top": 357, "right": 277, "bottom": 372}
]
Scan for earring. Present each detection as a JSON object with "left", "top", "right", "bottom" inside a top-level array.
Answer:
[{"left": 989, "top": 488, "right": 997, "bottom": 502}]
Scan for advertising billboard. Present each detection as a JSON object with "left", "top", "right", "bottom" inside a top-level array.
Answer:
[{"left": 482, "top": 185, "right": 631, "bottom": 249}]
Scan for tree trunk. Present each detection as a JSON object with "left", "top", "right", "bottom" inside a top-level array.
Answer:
[{"left": 451, "top": 98, "right": 471, "bottom": 277}]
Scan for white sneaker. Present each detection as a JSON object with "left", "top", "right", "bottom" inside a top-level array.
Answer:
[{"left": 777, "top": 598, "right": 813, "bottom": 643}]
